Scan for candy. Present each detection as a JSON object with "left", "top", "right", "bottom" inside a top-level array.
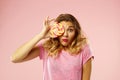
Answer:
[{"left": 50, "top": 22, "right": 64, "bottom": 38}]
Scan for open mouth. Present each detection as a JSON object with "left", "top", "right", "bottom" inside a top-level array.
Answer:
[{"left": 62, "top": 39, "right": 68, "bottom": 42}]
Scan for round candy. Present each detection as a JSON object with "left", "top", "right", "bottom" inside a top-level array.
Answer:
[{"left": 50, "top": 22, "right": 64, "bottom": 38}]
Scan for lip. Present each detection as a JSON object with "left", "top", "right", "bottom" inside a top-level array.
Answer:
[{"left": 62, "top": 39, "right": 68, "bottom": 42}]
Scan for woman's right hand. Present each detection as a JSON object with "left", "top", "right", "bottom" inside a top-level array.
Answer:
[{"left": 41, "top": 16, "right": 55, "bottom": 39}]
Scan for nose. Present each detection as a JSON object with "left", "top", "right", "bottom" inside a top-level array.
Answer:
[{"left": 63, "top": 30, "right": 68, "bottom": 37}]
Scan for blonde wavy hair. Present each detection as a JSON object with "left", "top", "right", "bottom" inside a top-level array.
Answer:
[{"left": 43, "top": 14, "right": 88, "bottom": 58}]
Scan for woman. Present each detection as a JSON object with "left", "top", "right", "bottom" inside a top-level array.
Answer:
[{"left": 11, "top": 13, "right": 94, "bottom": 80}]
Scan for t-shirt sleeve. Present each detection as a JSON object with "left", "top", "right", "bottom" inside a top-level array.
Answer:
[
  {"left": 37, "top": 43, "right": 45, "bottom": 60},
  {"left": 82, "top": 44, "right": 94, "bottom": 65}
]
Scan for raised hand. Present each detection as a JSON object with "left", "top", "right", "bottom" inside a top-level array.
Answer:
[{"left": 41, "top": 16, "right": 55, "bottom": 38}]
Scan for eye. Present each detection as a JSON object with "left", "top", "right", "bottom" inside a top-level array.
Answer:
[{"left": 68, "top": 28, "right": 74, "bottom": 32}]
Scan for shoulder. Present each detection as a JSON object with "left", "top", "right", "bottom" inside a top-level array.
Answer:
[
  {"left": 81, "top": 43, "right": 92, "bottom": 55},
  {"left": 37, "top": 40, "right": 46, "bottom": 51}
]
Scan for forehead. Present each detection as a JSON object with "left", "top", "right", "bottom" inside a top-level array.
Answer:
[{"left": 59, "top": 21, "right": 74, "bottom": 28}]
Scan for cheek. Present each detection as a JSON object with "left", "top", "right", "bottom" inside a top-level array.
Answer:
[
  {"left": 69, "top": 32, "right": 75, "bottom": 41},
  {"left": 58, "top": 37, "right": 62, "bottom": 42}
]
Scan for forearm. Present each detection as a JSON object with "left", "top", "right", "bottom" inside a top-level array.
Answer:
[
  {"left": 82, "top": 59, "right": 92, "bottom": 80},
  {"left": 11, "top": 32, "right": 44, "bottom": 62}
]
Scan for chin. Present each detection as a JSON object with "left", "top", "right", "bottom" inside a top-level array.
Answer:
[{"left": 61, "top": 43, "right": 69, "bottom": 47}]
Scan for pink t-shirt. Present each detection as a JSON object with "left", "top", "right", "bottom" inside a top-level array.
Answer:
[{"left": 38, "top": 44, "right": 94, "bottom": 80}]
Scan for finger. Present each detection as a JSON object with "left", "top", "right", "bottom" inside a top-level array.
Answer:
[
  {"left": 44, "top": 16, "right": 49, "bottom": 25},
  {"left": 46, "top": 16, "right": 49, "bottom": 21},
  {"left": 49, "top": 18, "right": 55, "bottom": 22},
  {"left": 44, "top": 16, "right": 55, "bottom": 27},
  {"left": 47, "top": 16, "right": 55, "bottom": 21}
]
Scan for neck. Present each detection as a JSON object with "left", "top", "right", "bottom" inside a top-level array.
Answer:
[{"left": 63, "top": 46, "right": 70, "bottom": 51}]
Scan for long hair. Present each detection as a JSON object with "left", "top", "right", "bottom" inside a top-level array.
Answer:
[{"left": 43, "top": 13, "right": 88, "bottom": 58}]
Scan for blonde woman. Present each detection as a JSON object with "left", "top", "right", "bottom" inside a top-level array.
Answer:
[{"left": 11, "top": 14, "right": 94, "bottom": 80}]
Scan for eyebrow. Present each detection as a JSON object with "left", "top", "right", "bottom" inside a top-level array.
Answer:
[{"left": 68, "top": 26, "right": 75, "bottom": 28}]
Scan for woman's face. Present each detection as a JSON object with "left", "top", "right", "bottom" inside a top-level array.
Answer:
[{"left": 58, "top": 21, "right": 76, "bottom": 47}]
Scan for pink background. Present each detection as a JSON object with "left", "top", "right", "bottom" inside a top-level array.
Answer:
[{"left": 0, "top": 0, "right": 120, "bottom": 80}]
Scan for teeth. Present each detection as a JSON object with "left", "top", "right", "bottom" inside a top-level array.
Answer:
[{"left": 50, "top": 22, "right": 64, "bottom": 38}]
